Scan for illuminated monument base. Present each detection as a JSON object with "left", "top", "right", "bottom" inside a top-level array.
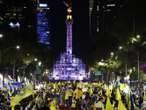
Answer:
[{"left": 50, "top": 53, "right": 89, "bottom": 80}]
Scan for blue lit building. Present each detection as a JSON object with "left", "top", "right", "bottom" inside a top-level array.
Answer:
[{"left": 37, "top": 0, "right": 50, "bottom": 44}]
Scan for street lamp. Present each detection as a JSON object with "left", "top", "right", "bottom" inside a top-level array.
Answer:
[
  {"left": 110, "top": 52, "right": 114, "bottom": 57},
  {"left": 136, "top": 35, "right": 140, "bottom": 39},
  {"left": 38, "top": 61, "right": 42, "bottom": 66},
  {"left": 16, "top": 45, "right": 20, "bottom": 50},
  {"left": 118, "top": 46, "right": 123, "bottom": 50},
  {"left": 34, "top": 58, "right": 38, "bottom": 62}
]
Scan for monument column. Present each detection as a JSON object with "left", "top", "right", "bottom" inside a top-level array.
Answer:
[{"left": 66, "top": 7, "right": 73, "bottom": 55}]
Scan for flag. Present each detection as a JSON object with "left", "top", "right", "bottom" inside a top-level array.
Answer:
[
  {"left": 106, "top": 97, "right": 113, "bottom": 110},
  {"left": 116, "top": 89, "right": 121, "bottom": 101},
  {"left": 118, "top": 100, "right": 127, "bottom": 110}
]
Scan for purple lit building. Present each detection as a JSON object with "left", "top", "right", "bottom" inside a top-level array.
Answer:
[{"left": 50, "top": 7, "right": 89, "bottom": 80}]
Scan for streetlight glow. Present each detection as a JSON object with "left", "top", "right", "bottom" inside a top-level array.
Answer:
[
  {"left": 34, "top": 58, "right": 38, "bottom": 62},
  {"left": 136, "top": 35, "right": 140, "bottom": 39},
  {"left": 16, "top": 45, "right": 20, "bottom": 50},
  {"left": 0, "top": 34, "right": 3, "bottom": 38},
  {"left": 118, "top": 46, "right": 123, "bottom": 50},
  {"left": 38, "top": 61, "right": 42, "bottom": 66},
  {"left": 110, "top": 52, "right": 114, "bottom": 57}
]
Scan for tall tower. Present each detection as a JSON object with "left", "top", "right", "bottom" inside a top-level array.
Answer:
[
  {"left": 50, "top": 0, "right": 88, "bottom": 80},
  {"left": 66, "top": 7, "right": 73, "bottom": 54}
]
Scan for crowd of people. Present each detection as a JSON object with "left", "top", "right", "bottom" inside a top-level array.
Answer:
[{"left": 0, "top": 81, "right": 146, "bottom": 110}]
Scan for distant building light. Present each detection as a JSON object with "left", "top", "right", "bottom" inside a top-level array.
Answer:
[
  {"left": 46, "top": 31, "right": 50, "bottom": 34},
  {"left": 107, "top": 4, "right": 116, "bottom": 7},
  {"left": 9, "top": 22, "right": 20, "bottom": 28},
  {"left": 110, "top": 52, "right": 114, "bottom": 57},
  {"left": 16, "top": 22, "right": 20, "bottom": 27},
  {"left": 89, "top": 7, "right": 92, "bottom": 11},
  {"left": 24, "top": 6, "right": 27, "bottom": 8},
  {"left": 96, "top": 27, "right": 99, "bottom": 32},
  {"left": 38, "top": 61, "right": 42, "bottom": 66},
  {"left": 39, "top": 3, "right": 48, "bottom": 8},
  {"left": 97, "top": 5, "right": 99, "bottom": 11},
  {"left": 9, "top": 22, "right": 15, "bottom": 27}
]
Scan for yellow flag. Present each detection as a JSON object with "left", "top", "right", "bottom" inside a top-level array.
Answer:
[
  {"left": 106, "top": 97, "right": 113, "bottom": 110},
  {"left": 118, "top": 100, "right": 127, "bottom": 110},
  {"left": 116, "top": 89, "right": 121, "bottom": 101}
]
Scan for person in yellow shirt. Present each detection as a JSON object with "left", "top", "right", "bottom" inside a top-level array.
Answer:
[
  {"left": 74, "top": 87, "right": 83, "bottom": 100},
  {"left": 48, "top": 98, "right": 57, "bottom": 110}
]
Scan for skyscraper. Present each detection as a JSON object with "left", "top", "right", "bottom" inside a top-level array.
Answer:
[
  {"left": 36, "top": 0, "right": 50, "bottom": 45},
  {"left": 90, "top": 0, "right": 125, "bottom": 37}
]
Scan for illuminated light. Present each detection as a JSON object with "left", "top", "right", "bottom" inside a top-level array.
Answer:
[
  {"left": 98, "top": 62, "right": 105, "bottom": 66},
  {"left": 142, "top": 41, "right": 146, "bottom": 46},
  {"left": 18, "top": 76, "right": 21, "bottom": 82},
  {"left": 16, "top": 45, "right": 20, "bottom": 50},
  {"left": 67, "top": 8, "right": 72, "bottom": 13},
  {"left": 0, "top": 73, "right": 3, "bottom": 81},
  {"left": 39, "top": 3, "right": 48, "bottom": 8},
  {"left": 38, "top": 61, "right": 42, "bottom": 66},
  {"left": 101, "top": 59, "right": 104, "bottom": 62},
  {"left": 67, "top": 15, "right": 72, "bottom": 20},
  {"left": 136, "top": 35, "right": 140, "bottom": 39},
  {"left": 89, "top": 7, "right": 92, "bottom": 11},
  {"left": 13, "top": 13, "right": 16, "bottom": 16},
  {"left": 24, "top": 77, "right": 27, "bottom": 81},
  {"left": 9, "top": 22, "right": 20, "bottom": 28},
  {"left": 0, "top": 34, "right": 3, "bottom": 38},
  {"left": 78, "top": 75, "right": 83, "bottom": 80},
  {"left": 9, "top": 22, "right": 14, "bottom": 27},
  {"left": 131, "top": 37, "right": 137, "bottom": 43},
  {"left": 128, "top": 68, "right": 133, "bottom": 74},
  {"left": 45, "top": 69, "right": 49, "bottom": 74},
  {"left": 15, "top": 22, "right": 20, "bottom": 27},
  {"left": 46, "top": 31, "right": 50, "bottom": 34},
  {"left": 110, "top": 52, "right": 114, "bottom": 57},
  {"left": 24, "top": 6, "right": 27, "bottom": 8},
  {"left": 96, "top": 27, "right": 99, "bottom": 32},
  {"left": 34, "top": 58, "right": 38, "bottom": 62},
  {"left": 97, "top": 5, "right": 99, "bottom": 11},
  {"left": 118, "top": 46, "right": 123, "bottom": 50},
  {"left": 106, "top": 4, "right": 116, "bottom": 7}
]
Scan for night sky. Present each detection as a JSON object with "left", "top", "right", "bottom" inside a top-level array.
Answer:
[{"left": 1, "top": 0, "right": 146, "bottom": 67}]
